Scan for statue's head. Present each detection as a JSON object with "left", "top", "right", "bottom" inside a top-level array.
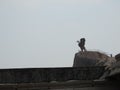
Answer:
[{"left": 80, "top": 38, "right": 85, "bottom": 42}]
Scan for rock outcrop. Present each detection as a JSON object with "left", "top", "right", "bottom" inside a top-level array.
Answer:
[
  {"left": 115, "top": 53, "right": 120, "bottom": 61},
  {"left": 105, "top": 53, "right": 120, "bottom": 80},
  {"left": 73, "top": 51, "right": 116, "bottom": 68}
]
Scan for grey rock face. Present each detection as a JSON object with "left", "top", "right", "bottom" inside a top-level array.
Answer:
[
  {"left": 73, "top": 51, "right": 119, "bottom": 80},
  {"left": 115, "top": 53, "right": 120, "bottom": 61},
  {"left": 73, "top": 51, "right": 116, "bottom": 68},
  {"left": 105, "top": 53, "right": 120, "bottom": 80}
]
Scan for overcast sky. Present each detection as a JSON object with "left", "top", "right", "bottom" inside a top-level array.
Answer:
[{"left": 0, "top": 0, "right": 120, "bottom": 68}]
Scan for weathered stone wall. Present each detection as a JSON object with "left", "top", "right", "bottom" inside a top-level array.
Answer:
[
  {"left": 0, "top": 80, "right": 119, "bottom": 90},
  {"left": 0, "top": 67, "right": 105, "bottom": 84},
  {"left": 0, "top": 67, "right": 120, "bottom": 90}
]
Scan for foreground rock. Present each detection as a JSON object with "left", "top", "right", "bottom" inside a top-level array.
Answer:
[{"left": 106, "top": 53, "right": 120, "bottom": 80}]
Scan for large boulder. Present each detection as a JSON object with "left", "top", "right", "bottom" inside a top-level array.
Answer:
[{"left": 73, "top": 51, "right": 116, "bottom": 68}]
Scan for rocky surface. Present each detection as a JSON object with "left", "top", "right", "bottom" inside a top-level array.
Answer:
[
  {"left": 105, "top": 53, "right": 120, "bottom": 80},
  {"left": 73, "top": 51, "right": 116, "bottom": 69},
  {"left": 115, "top": 53, "right": 120, "bottom": 61}
]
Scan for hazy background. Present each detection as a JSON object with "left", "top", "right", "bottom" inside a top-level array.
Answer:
[{"left": 0, "top": 0, "right": 120, "bottom": 68}]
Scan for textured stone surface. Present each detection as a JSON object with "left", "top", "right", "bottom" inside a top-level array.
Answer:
[
  {"left": 73, "top": 51, "right": 116, "bottom": 68},
  {"left": 115, "top": 53, "right": 120, "bottom": 61},
  {"left": 0, "top": 67, "right": 105, "bottom": 84},
  {"left": 0, "top": 80, "right": 119, "bottom": 90},
  {"left": 104, "top": 53, "right": 120, "bottom": 80},
  {"left": 105, "top": 60, "right": 120, "bottom": 80}
]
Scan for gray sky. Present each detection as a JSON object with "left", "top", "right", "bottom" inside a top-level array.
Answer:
[{"left": 0, "top": 0, "right": 120, "bottom": 68}]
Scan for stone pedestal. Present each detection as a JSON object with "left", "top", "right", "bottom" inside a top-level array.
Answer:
[{"left": 73, "top": 51, "right": 115, "bottom": 67}]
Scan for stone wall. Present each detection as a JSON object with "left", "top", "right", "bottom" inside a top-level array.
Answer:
[
  {"left": 0, "top": 67, "right": 105, "bottom": 83},
  {"left": 0, "top": 67, "right": 120, "bottom": 90},
  {"left": 0, "top": 80, "right": 119, "bottom": 90}
]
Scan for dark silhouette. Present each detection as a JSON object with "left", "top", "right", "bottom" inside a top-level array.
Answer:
[{"left": 77, "top": 38, "right": 86, "bottom": 52}]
